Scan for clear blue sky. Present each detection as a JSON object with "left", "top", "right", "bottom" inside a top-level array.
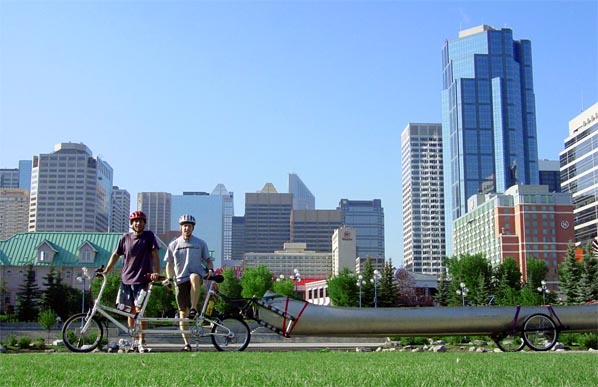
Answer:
[{"left": 1, "top": 1, "right": 597, "bottom": 266}]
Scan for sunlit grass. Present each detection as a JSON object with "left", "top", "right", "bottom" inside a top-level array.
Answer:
[{"left": 1, "top": 351, "right": 597, "bottom": 387}]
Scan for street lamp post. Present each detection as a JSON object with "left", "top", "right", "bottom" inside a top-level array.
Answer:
[
  {"left": 456, "top": 282, "right": 468, "bottom": 306},
  {"left": 537, "top": 280, "right": 549, "bottom": 305},
  {"left": 76, "top": 267, "right": 91, "bottom": 314},
  {"left": 292, "top": 269, "right": 301, "bottom": 293},
  {"left": 370, "top": 270, "right": 381, "bottom": 308},
  {"left": 356, "top": 275, "right": 366, "bottom": 307}
]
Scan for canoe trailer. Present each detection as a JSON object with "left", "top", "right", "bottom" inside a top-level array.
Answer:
[{"left": 238, "top": 294, "right": 598, "bottom": 352}]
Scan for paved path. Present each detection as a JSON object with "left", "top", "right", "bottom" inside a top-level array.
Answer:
[{"left": 1, "top": 322, "right": 386, "bottom": 352}]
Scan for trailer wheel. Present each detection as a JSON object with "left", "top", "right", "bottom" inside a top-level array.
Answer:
[
  {"left": 493, "top": 333, "right": 526, "bottom": 352},
  {"left": 522, "top": 313, "right": 558, "bottom": 351}
]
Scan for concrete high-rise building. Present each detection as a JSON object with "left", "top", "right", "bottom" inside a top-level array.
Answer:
[
  {"left": 0, "top": 188, "right": 29, "bottom": 240},
  {"left": 538, "top": 159, "right": 561, "bottom": 193},
  {"left": 244, "top": 242, "right": 332, "bottom": 280},
  {"left": 337, "top": 199, "right": 385, "bottom": 260},
  {"left": 401, "top": 123, "right": 446, "bottom": 274},
  {"left": 332, "top": 226, "right": 357, "bottom": 275},
  {"left": 244, "top": 183, "right": 292, "bottom": 254},
  {"left": 290, "top": 209, "right": 342, "bottom": 253},
  {"left": 137, "top": 192, "right": 171, "bottom": 235},
  {"left": 29, "top": 143, "right": 113, "bottom": 232},
  {"left": 170, "top": 191, "right": 224, "bottom": 268},
  {"left": 453, "top": 185, "right": 574, "bottom": 283},
  {"left": 560, "top": 102, "right": 598, "bottom": 245},
  {"left": 442, "top": 25, "right": 539, "bottom": 255},
  {"left": 289, "top": 173, "right": 315, "bottom": 210},
  {"left": 0, "top": 169, "right": 19, "bottom": 188},
  {"left": 211, "top": 184, "right": 234, "bottom": 262},
  {"left": 111, "top": 186, "right": 130, "bottom": 233}
]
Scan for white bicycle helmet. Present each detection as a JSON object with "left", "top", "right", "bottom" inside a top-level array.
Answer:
[{"left": 178, "top": 214, "right": 196, "bottom": 225}]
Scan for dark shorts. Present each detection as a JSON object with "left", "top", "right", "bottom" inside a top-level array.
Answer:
[
  {"left": 116, "top": 283, "right": 148, "bottom": 308},
  {"left": 175, "top": 280, "right": 192, "bottom": 310}
]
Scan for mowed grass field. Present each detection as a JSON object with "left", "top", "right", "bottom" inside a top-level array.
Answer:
[{"left": 1, "top": 351, "right": 597, "bottom": 387}]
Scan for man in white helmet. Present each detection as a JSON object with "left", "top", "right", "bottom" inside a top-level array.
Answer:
[{"left": 164, "top": 214, "right": 213, "bottom": 351}]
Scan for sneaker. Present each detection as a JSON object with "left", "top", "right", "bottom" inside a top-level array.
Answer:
[
  {"left": 188, "top": 308, "right": 197, "bottom": 320},
  {"left": 134, "top": 340, "right": 151, "bottom": 353},
  {"left": 182, "top": 344, "right": 192, "bottom": 352}
]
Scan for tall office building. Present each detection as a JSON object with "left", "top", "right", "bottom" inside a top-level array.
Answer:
[
  {"left": 231, "top": 216, "right": 246, "bottom": 262},
  {"left": 442, "top": 25, "right": 539, "bottom": 254},
  {"left": 538, "top": 159, "right": 561, "bottom": 193},
  {"left": 0, "top": 160, "right": 32, "bottom": 190},
  {"left": 29, "top": 143, "right": 113, "bottom": 232},
  {"left": 0, "top": 188, "right": 29, "bottom": 240},
  {"left": 111, "top": 186, "right": 130, "bottom": 233},
  {"left": 244, "top": 183, "right": 292, "bottom": 254},
  {"left": 401, "top": 123, "right": 446, "bottom": 274},
  {"left": 137, "top": 192, "right": 171, "bottom": 234},
  {"left": 289, "top": 173, "right": 315, "bottom": 210},
  {"left": 337, "top": 199, "right": 385, "bottom": 260},
  {"left": 170, "top": 191, "right": 224, "bottom": 268},
  {"left": 560, "top": 102, "right": 598, "bottom": 245},
  {"left": 211, "top": 184, "right": 234, "bottom": 262},
  {"left": 290, "top": 209, "right": 342, "bottom": 253}
]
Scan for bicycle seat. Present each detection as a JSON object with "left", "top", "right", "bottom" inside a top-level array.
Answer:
[{"left": 206, "top": 274, "right": 224, "bottom": 283}]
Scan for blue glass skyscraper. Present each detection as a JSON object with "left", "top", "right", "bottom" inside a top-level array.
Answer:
[{"left": 441, "top": 25, "right": 539, "bottom": 254}]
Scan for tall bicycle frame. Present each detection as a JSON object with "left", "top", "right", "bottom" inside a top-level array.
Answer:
[{"left": 62, "top": 269, "right": 250, "bottom": 352}]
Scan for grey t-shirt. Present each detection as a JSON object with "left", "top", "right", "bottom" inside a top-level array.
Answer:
[{"left": 164, "top": 235, "right": 211, "bottom": 284}]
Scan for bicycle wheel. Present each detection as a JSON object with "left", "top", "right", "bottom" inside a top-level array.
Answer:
[
  {"left": 211, "top": 317, "right": 251, "bottom": 352},
  {"left": 62, "top": 313, "right": 104, "bottom": 353},
  {"left": 493, "top": 333, "right": 526, "bottom": 352},
  {"left": 522, "top": 313, "right": 558, "bottom": 351}
]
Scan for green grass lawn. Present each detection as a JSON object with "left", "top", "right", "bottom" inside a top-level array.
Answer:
[{"left": 1, "top": 351, "right": 597, "bottom": 387}]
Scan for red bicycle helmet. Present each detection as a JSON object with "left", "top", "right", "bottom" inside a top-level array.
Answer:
[{"left": 129, "top": 211, "right": 147, "bottom": 224}]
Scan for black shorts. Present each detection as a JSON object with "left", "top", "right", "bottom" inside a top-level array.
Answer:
[{"left": 175, "top": 280, "right": 192, "bottom": 310}]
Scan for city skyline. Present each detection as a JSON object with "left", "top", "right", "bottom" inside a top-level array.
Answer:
[{"left": 1, "top": 1, "right": 597, "bottom": 265}]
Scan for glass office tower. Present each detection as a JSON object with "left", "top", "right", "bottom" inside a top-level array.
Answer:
[{"left": 441, "top": 25, "right": 539, "bottom": 254}]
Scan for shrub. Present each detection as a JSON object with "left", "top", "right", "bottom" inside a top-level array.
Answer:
[
  {"left": 580, "top": 333, "right": 598, "bottom": 350},
  {"left": 17, "top": 336, "right": 32, "bottom": 349},
  {"left": 7, "top": 334, "right": 18, "bottom": 347},
  {"left": 31, "top": 338, "right": 46, "bottom": 350}
]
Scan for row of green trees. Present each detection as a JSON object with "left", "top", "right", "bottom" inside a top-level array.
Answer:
[
  {"left": 6, "top": 266, "right": 84, "bottom": 322},
  {"left": 326, "top": 243, "right": 598, "bottom": 308}
]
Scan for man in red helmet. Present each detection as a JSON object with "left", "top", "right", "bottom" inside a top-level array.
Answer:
[{"left": 104, "top": 210, "right": 160, "bottom": 352}]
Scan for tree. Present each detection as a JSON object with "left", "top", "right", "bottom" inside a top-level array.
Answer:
[
  {"left": 434, "top": 272, "right": 450, "bottom": 306},
  {"left": 216, "top": 268, "right": 244, "bottom": 316},
  {"left": 576, "top": 245, "right": 598, "bottom": 303},
  {"left": 445, "top": 253, "right": 493, "bottom": 306},
  {"left": 326, "top": 268, "right": 358, "bottom": 307},
  {"left": 0, "top": 279, "right": 8, "bottom": 314},
  {"left": 91, "top": 273, "right": 121, "bottom": 307},
  {"left": 495, "top": 257, "right": 522, "bottom": 290},
  {"left": 378, "top": 260, "right": 398, "bottom": 307},
  {"left": 395, "top": 267, "right": 417, "bottom": 306},
  {"left": 361, "top": 258, "right": 376, "bottom": 307},
  {"left": 558, "top": 242, "right": 583, "bottom": 303},
  {"left": 16, "top": 265, "right": 41, "bottom": 321},
  {"left": 145, "top": 285, "right": 176, "bottom": 318},
  {"left": 38, "top": 309, "right": 57, "bottom": 342},
  {"left": 272, "top": 278, "right": 295, "bottom": 297},
  {"left": 525, "top": 256, "right": 548, "bottom": 291},
  {"left": 493, "top": 257, "right": 522, "bottom": 306},
  {"left": 240, "top": 266, "right": 273, "bottom": 298}
]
